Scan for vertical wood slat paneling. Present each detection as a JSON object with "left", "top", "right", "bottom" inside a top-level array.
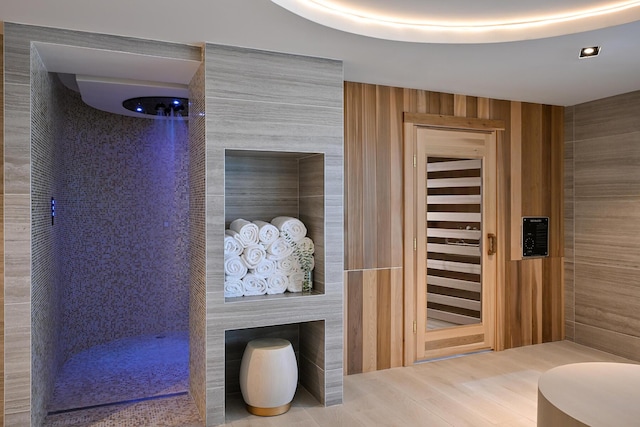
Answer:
[
  {"left": 454, "top": 94, "right": 466, "bottom": 117},
  {"left": 363, "top": 85, "right": 378, "bottom": 269},
  {"left": 389, "top": 268, "right": 403, "bottom": 367},
  {"left": 344, "top": 82, "right": 564, "bottom": 373},
  {"left": 344, "top": 268, "right": 403, "bottom": 374},
  {"left": 510, "top": 102, "right": 523, "bottom": 261},
  {"left": 376, "top": 269, "right": 391, "bottom": 370},
  {"left": 345, "top": 270, "right": 363, "bottom": 374},
  {"left": 522, "top": 103, "right": 543, "bottom": 217},
  {"left": 344, "top": 83, "right": 364, "bottom": 270},
  {"left": 376, "top": 86, "right": 392, "bottom": 268},
  {"left": 362, "top": 269, "right": 378, "bottom": 372},
  {"left": 389, "top": 88, "right": 404, "bottom": 268}
]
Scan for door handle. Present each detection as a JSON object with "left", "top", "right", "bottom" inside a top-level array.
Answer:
[{"left": 487, "top": 233, "right": 497, "bottom": 255}]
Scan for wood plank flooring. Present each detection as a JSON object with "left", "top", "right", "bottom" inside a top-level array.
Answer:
[{"left": 225, "top": 341, "right": 634, "bottom": 426}]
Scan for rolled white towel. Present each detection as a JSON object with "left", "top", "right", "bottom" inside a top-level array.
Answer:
[
  {"left": 224, "top": 256, "right": 248, "bottom": 279},
  {"left": 271, "top": 216, "right": 307, "bottom": 242},
  {"left": 250, "top": 258, "right": 276, "bottom": 279},
  {"left": 266, "top": 272, "right": 289, "bottom": 295},
  {"left": 253, "top": 220, "right": 280, "bottom": 246},
  {"left": 299, "top": 237, "right": 315, "bottom": 254},
  {"left": 241, "top": 244, "right": 267, "bottom": 269},
  {"left": 224, "top": 230, "right": 244, "bottom": 256},
  {"left": 266, "top": 237, "right": 293, "bottom": 260},
  {"left": 242, "top": 273, "right": 267, "bottom": 296},
  {"left": 224, "top": 277, "right": 244, "bottom": 298},
  {"left": 271, "top": 254, "right": 297, "bottom": 274},
  {"left": 287, "top": 272, "right": 305, "bottom": 293},
  {"left": 230, "top": 219, "right": 259, "bottom": 247}
]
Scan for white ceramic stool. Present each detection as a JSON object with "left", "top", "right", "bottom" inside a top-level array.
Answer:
[{"left": 239, "top": 338, "right": 298, "bottom": 416}]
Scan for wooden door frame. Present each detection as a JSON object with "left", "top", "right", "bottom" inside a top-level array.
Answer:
[{"left": 403, "top": 113, "right": 505, "bottom": 366}]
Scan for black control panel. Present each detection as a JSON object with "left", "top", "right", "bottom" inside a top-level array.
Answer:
[{"left": 522, "top": 217, "right": 549, "bottom": 258}]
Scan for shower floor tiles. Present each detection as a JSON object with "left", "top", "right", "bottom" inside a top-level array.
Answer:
[
  {"left": 45, "top": 331, "right": 201, "bottom": 426},
  {"left": 44, "top": 393, "right": 202, "bottom": 427}
]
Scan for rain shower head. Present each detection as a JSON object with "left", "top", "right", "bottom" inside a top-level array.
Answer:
[{"left": 123, "top": 96, "right": 189, "bottom": 118}]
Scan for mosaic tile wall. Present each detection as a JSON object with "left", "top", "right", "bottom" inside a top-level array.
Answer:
[
  {"left": 3, "top": 22, "right": 202, "bottom": 425},
  {"left": 56, "top": 86, "right": 190, "bottom": 359},
  {"left": 30, "top": 43, "right": 65, "bottom": 427},
  {"left": 188, "top": 61, "right": 207, "bottom": 423}
]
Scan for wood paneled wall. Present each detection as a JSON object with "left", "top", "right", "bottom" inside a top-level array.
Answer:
[{"left": 344, "top": 82, "right": 564, "bottom": 374}]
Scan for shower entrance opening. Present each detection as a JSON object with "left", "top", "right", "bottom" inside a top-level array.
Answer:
[{"left": 42, "top": 75, "right": 194, "bottom": 423}]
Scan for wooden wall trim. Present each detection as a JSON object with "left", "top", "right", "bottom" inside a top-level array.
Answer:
[
  {"left": 510, "top": 102, "right": 523, "bottom": 261},
  {"left": 403, "top": 121, "right": 417, "bottom": 367},
  {"left": 404, "top": 112, "right": 505, "bottom": 131}
]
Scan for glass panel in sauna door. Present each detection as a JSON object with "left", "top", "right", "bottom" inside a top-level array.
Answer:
[
  {"left": 426, "top": 157, "right": 482, "bottom": 330},
  {"left": 414, "top": 127, "right": 496, "bottom": 360}
]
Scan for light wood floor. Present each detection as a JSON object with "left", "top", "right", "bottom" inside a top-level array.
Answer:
[{"left": 225, "top": 340, "right": 635, "bottom": 426}]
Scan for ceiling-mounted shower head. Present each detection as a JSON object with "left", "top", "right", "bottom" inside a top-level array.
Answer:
[{"left": 123, "top": 96, "right": 189, "bottom": 118}]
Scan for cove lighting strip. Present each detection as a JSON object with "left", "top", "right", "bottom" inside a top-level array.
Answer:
[{"left": 271, "top": 0, "right": 640, "bottom": 43}]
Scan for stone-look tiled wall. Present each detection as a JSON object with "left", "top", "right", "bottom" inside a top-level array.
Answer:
[
  {"left": 2, "top": 23, "right": 201, "bottom": 425},
  {"left": 564, "top": 106, "right": 575, "bottom": 341},
  {"left": 204, "top": 43, "right": 344, "bottom": 425},
  {"left": 565, "top": 90, "right": 640, "bottom": 358},
  {"left": 0, "top": 32, "right": 6, "bottom": 427},
  {"left": 56, "top": 87, "right": 190, "bottom": 359},
  {"left": 188, "top": 62, "right": 207, "bottom": 422},
  {"left": 30, "top": 45, "right": 65, "bottom": 427}
]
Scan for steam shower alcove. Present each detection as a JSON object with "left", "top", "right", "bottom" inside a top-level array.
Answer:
[
  {"left": 44, "top": 82, "right": 192, "bottom": 415},
  {"left": 24, "top": 34, "right": 204, "bottom": 426}
]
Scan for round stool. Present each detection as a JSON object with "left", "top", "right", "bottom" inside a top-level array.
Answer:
[{"left": 239, "top": 338, "right": 298, "bottom": 416}]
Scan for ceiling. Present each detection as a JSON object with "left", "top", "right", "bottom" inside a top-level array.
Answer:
[{"left": 2, "top": 0, "right": 640, "bottom": 106}]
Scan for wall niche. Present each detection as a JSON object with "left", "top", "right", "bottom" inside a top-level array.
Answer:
[{"left": 224, "top": 149, "right": 326, "bottom": 300}]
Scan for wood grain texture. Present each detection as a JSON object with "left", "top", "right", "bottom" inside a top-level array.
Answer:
[
  {"left": 403, "top": 112, "right": 505, "bottom": 131},
  {"left": 510, "top": 102, "right": 523, "bottom": 261},
  {"left": 344, "top": 268, "right": 403, "bottom": 374},
  {"left": 344, "top": 83, "right": 565, "bottom": 372},
  {"left": 376, "top": 269, "right": 391, "bottom": 370},
  {"left": 344, "top": 82, "right": 364, "bottom": 270},
  {"left": 362, "top": 269, "right": 378, "bottom": 372},
  {"left": 224, "top": 341, "right": 634, "bottom": 427},
  {"left": 363, "top": 85, "right": 378, "bottom": 270},
  {"left": 346, "top": 271, "right": 363, "bottom": 374},
  {"left": 454, "top": 94, "right": 467, "bottom": 117}
]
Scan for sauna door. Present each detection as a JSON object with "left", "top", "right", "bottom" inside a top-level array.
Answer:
[{"left": 410, "top": 127, "right": 497, "bottom": 361}]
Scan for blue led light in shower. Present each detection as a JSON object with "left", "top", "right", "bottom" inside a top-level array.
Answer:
[
  {"left": 51, "top": 197, "right": 55, "bottom": 226},
  {"left": 173, "top": 99, "right": 181, "bottom": 106},
  {"left": 135, "top": 105, "right": 144, "bottom": 113}
]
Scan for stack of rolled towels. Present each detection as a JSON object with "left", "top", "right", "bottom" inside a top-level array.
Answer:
[{"left": 224, "top": 216, "right": 315, "bottom": 298}]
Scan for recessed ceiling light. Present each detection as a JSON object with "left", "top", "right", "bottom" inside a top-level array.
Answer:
[{"left": 579, "top": 46, "right": 601, "bottom": 58}]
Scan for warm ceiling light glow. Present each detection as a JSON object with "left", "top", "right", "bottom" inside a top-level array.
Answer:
[
  {"left": 304, "top": 0, "right": 640, "bottom": 29},
  {"left": 271, "top": 0, "right": 640, "bottom": 43},
  {"left": 579, "top": 46, "right": 602, "bottom": 58}
]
